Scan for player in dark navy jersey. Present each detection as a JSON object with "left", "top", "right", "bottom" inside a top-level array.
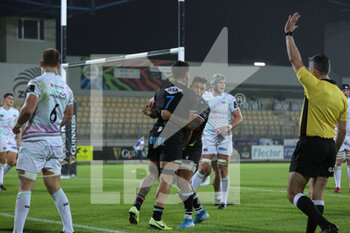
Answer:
[
  {"left": 161, "top": 76, "right": 210, "bottom": 228},
  {"left": 129, "top": 61, "right": 198, "bottom": 230}
]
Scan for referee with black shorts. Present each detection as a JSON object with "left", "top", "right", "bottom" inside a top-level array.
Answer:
[{"left": 285, "top": 13, "right": 347, "bottom": 233}]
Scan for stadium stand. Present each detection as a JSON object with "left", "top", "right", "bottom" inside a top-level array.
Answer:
[{"left": 13, "top": 96, "right": 303, "bottom": 140}]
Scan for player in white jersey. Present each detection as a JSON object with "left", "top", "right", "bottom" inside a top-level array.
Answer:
[
  {"left": 12, "top": 49, "right": 75, "bottom": 233},
  {"left": 334, "top": 84, "right": 350, "bottom": 193},
  {"left": 0, "top": 93, "right": 20, "bottom": 190},
  {"left": 191, "top": 73, "right": 242, "bottom": 209}
]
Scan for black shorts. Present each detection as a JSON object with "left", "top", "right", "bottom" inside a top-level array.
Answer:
[
  {"left": 182, "top": 145, "right": 202, "bottom": 168},
  {"left": 147, "top": 128, "right": 183, "bottom": 162},
  {"left": 289, "top": 137, "right": 336, "bottom": 178}
]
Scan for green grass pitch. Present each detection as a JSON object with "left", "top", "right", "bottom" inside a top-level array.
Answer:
[{"left": 0, "top": 163, "right": 349, "bottom": 233}]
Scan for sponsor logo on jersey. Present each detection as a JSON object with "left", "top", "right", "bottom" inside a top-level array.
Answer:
[
  {"left": 165, "top": 86, "right": 183, "bottom": 94},
  {"left": 218, "top": 147, "right": 228, "bottom": 151},
  {"left": 203, "top": 148, "right": 208, "bottom": 152}
]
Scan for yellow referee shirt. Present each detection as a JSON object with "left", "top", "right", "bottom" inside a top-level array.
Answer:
[{"left": 297, "top": 66, "right": 348, "bottom": 138}]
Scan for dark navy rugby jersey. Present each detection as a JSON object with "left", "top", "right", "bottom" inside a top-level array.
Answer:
[{"left": 187, "top": 98, "right": 210, "bottom": 148}]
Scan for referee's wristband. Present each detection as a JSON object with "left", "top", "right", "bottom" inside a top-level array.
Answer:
[
  {"left": 285, "top": 31, "right": 293, "bottom": 36},
  {"left": 14, "top": 123, "right": 22, "bottom": 129}
]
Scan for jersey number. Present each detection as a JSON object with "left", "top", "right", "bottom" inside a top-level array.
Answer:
[
  {"left": 165, "top": 96, "right": 175, "bottom": 110},
  {"left": 50, "top": 104, "right": 59, "bottom": 124}
]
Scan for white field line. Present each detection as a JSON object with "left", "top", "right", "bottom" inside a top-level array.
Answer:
[
  {"left": 5, "top": 174, "right": 350, "bottom": 198},
  {"left": 0, "top": 213, "right": 126, "bottom": 233}
]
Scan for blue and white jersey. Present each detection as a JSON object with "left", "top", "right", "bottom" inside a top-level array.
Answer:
[
  {"left": 203, "top": 92, "right": 239, "bottom": 137},
  {"left": 0, "top": 107, "right": 19, "bottom": 140},
  {"left": 23, "top": 72, "right": 74, "bottom": 139}
]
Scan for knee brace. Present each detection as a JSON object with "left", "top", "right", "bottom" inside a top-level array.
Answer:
[
  {"left": 17, "top": 170, "right": 38, "bottom": 181},
  {"left": 217, "top": 159, "right": 228, "bottom": 166},
  {"left": 201, "top": 158, "right": 212, "bottom": 166},
  {"left": 179, "top": 160, "right": 197, "bottom": 174},
  {"left": 346, "top": 151, "right": 350, "bottom": 159},
  {"left": 42, "top": 168, "right": 61, "bottom": 178}
]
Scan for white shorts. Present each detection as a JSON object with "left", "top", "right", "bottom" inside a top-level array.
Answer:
[
  {"left": 339, "top": 136, "right": 350, "bottom": 152},
  {"left": 202, "top": 133, "right": 233, "bottom": 157},
  {"left": 16, "top": 136, "right": 64, "bottom": 174},
  {"left": 0, "top": 137, "right": 18, "bottom": 153}
]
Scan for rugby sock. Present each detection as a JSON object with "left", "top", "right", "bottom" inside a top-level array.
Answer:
[
  {"left": 220, "top": 176, "right": 230, "bottom": 204},
  {"left": 4, "top": 163, "right": 12, "bottom": 175},
  {"left": 334, "top": 166, "right": 341, "bottom": 188},
  {"left": 293, "top": 193, "right": 330, "bottom": 230},
  {"left": 306, "top": 200, "right": 324, "bottom": 233},
  {"left": 193, "top": 192, "right": 203, "bottom": 214},
  {"left": 215, "top": 192, "right": 221, "bottom": 202},
  {"left": 13, "top": 191, "right": 31, "bottom": 233},
  {"left": 179, "top": 190, "right": 194, "bottom": 220},
  {"left": 52, "top": 188, "right": 74, "bottom": 233},
  {"left": 0, "top": 162, "right": 4, "bottom": 184},
  {"left": 133, "top": 194, "right": 145, "bottom": 211},
  {"left": 347, "top": 165, "right": 350, "bottom": 187},
  {"left": 152, "top": 206, "right": 164, "bottom": 221},
  {"left": 191, "top": 172, "right": 205, "bottom": 191}
]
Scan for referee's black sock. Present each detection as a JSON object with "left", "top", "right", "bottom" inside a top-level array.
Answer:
[
  {"left": 306, "top": 200, "right": 324, "bottom": 233},
  {"left": 294, "top": 194, "right": 329, "bottom": 230}
]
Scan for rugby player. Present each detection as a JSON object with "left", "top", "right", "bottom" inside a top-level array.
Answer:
[
  {"left": 191, "top": 73, "right": 242, "bottom": 209},
  {"left": 129, "top": 61, "right": 198, "bottom": 230},
  {"left": 0, "top": 93, "right": 20, "bottom": 190},
  {"left": 161, "top": 76, "right": 210, "bottom": 228},
  {"left": 333, "top": 84, "right": 350, "bottom": 193},
  {"left": 12, "top": 48, "right": 75, "bottom": 233}
]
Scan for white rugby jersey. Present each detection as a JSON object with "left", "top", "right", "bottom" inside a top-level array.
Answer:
[
  {"left": 203, "top": 92, "right": 239, "bottom": 136},
  {"left": 0, "top": 107, "right": 19, "bottom": 139},
  {"left": 23, "top": 72, "right": 74, "bottom": 139}
]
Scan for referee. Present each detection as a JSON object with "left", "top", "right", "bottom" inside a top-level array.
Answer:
[{"left": 285, "top": 13, "right": 347, "bottom": 233}]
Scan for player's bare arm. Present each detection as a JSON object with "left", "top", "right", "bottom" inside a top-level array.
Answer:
[
  {"left": 335, "top": 120, "right": 347, "bottom": 153},
  {"left": 16, "top": 131, "right": 21, "bottom": 147},
  {"left": 182, "top": 128, "right": 193, "bottom": 150},
  {"left": 216, "top": 108, "right": 242, "bottom": 134},
  {"left": 61, "top": 104, "right": 74, "bottom": 127},
  {"left": 285, "top": 12, "right": 304, "bottom": 73},
  {"left": 12, "top": 94, "right": 39, "bottom": 134}
]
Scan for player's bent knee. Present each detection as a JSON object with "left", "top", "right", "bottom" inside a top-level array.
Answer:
[
  {"left": 42, "top": 168, "right": 61, "bottom": 178},
  {"left": 17, "top": 170, "right": 38, "bottom": 181},
  {"left": 200, "top": 163, "right": 211, "bottom": 175}
]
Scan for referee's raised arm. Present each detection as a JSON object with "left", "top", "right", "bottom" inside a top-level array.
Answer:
[{"left": 285, "top": 12, "right": 304, "bottom": 73}]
